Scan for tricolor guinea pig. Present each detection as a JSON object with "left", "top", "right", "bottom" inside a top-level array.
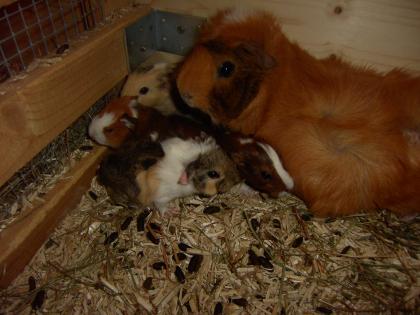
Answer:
[
  {"left": 121, "top": 62, "right": 179, "bottom": 115},
  {"left": 97, "top": 135, "right": 240, "bottom": 215},
  {"left": 176, "top": 8, "right": 420, "bottom": 217},
  {"left": 216, "top": 131, "right": 293, "bottom": 197},
  {"left": 88, "top": 96, "right": 137, "bottom": 148}
]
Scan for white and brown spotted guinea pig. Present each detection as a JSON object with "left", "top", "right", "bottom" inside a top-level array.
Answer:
[
  {"left": 88, "top": 96, "right": 137, "bottom": 148},
  {"left": 98, "top": 135, "right": 240, "bottom": 215},
  {"left": 121, "top": 62, "right": 179, "bottom": 115},
  {"left": 215, "top": 130, "right": 293, "bottom": 197},
  {"left": 176, "top": 9, "right": 420, "bottom": 218}
]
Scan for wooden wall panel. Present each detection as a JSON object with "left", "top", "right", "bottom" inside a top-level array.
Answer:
[
  {"left": 0, "top": 146, "right": 107, "bottom": 289},
  {"left": 151, "top": 0, "right": 420, "bottom": 73},
  {"left": 0, "top": 7, "right": 150, "bottom": 187}
]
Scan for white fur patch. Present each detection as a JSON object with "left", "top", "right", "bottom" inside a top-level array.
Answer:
[
  {"left": 257, "top": 142, "right": 294, "bottom": 190},
  {"left": 88, "top": 112, "right": 116, "bottom": 145},
  {"left": 128, "top": 99, "right": 139, "bottom": 118},
  {"left": 150, "top": 132, "right": 159, "bottom": 141},
  {"left": 239, "top": 138, "right": 254, "bottom": 145},
  {"left": 223, "top": 7, "right": 254, "bottom": 24},
  {"left": 153, "top": 137, "right": 218, "bottom": 214}
]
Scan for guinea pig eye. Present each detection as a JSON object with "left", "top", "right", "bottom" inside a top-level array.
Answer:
[
  {"left": 207, "top": 170, "right": 220, "bottom": 179},
  {"left": 261, "top": 171, "right": 272, "bottom": 181},
  {"left": 104, "top": 127, "right": 114, "bottom": 133},
  {"left": 218, "top": 61, "right": 235, "bottom": 78},
  {"left": 139, "top": 86, "right": 149, "bottom": 95}
]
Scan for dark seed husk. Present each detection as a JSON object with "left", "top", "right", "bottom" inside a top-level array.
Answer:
[
  {"left": 247, "top": 249, "right": 260, "bottom": 266},
  {"left": 175, "top": 266, "right": 186, "bottom": 283},
  {"left": 291, "top": 236, "right": 304, "bottom": 248},
  {"left": 152, "top": 262, "right": 166, "bottom": 270},
  {"left": 88, "top": 191, "right": 98, "bottom": 201},
  {"left": 187, "top": 254, "right": 203, "bottom": 273},
  {"left": 315, "top": 306, "right": 333, "bottom": 314},
  {"left": 143, "top": 277, "right": 154, "bottom": 290},
  {"left": 28, "top": 276, "right": 36, "bottom": 291},
  {"left": 250, "top": 218, "right": 259, "bottom": 231},
  {"left": 173, "top": 252, "right": 187, "bottom": 261},
  {"left": 272, "top": 219, "right": 281, "bottom": 228},
  {"left": 231, "top": 297, "right": 247, "bottom": 307},
  {"left": 104, "top": 232, "right": 118, "bottom": 245},
  {"left": 120, "top": 217, "right": 133, "bottom": 230},
  {"left": 31, "top": 289, "right": 45, "bottom": 310},
  {"left": 184, "top": 301, "right": 192, "bottom": 312},
  {"left": 300, "top": 212, "right": 313, "bottom": 221},
  {"left": 213, "top": 302, "right": 223, "bottom": 315},
  {"left": 340, "top": 245, "right": 351, "bottom": 254},
  {"left": 203, "top": 205, "right": 221, "bottom": 214},
  {"left": 79, "top": 145, "right": 93, "bottom": 151},
  {"left": 324, "top": 217, "right": 336, "bottom": 223},
  {"left": 259, "top": 256, "right": 274, "bottom": 271},
  {"left": 146, "top": 232, "right": 160, "bottom": 244},
  {"left": 136, "top": 211, "right": 150, "bottom": 232},
  {"left": 178, "top": 242, "right": 192, "bottom": 252},
  {"left": 149, "top": 222, "right": 161, "bottom": 231}
]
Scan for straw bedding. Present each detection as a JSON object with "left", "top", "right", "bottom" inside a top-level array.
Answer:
[{"left": 1, "top": 160, "right": 419, "bottom": 314}]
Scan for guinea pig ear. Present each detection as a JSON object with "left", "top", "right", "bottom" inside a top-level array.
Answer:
[{"left": 234, "top": 42, "right": 277, "bottom": 70}]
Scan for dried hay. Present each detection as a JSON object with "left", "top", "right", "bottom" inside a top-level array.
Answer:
[{"left": 1, "top": 174, "right": 419, "bottom": 314}]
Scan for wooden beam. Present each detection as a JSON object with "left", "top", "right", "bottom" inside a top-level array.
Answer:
[
  {"left": 0, "top": 146, "right": 108, "bottom": 289},
  {"left": 0, "top": 7, "right": 150, "bottom": 187}
]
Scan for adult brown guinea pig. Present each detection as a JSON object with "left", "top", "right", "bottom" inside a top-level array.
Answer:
[{"left": 176, "top": 8, "right": 420, "bottom": 218}]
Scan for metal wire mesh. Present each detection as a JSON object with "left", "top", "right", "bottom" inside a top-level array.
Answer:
[
  {"left": 0, "top": 0, "right": 104, "bottom": 83},
  {"left": 0, "top": 86, "right": 120, "bottom": 222}
]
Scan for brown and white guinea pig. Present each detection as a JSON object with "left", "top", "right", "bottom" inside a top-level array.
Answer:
[
  {"left": 176, "top": 8, "right": 420, "bottom": 218},
  {"left": 121, "top": 62, "right": 179, "bottom": 115},
  {"left": 215, "top": 131, "right": 294, "bottom": 197},
  {"left": 88, "top": 96, "right": 137, "bottom": 148},
  {"left": 97, "top": 135, "right": 240, "bottom": 215}
]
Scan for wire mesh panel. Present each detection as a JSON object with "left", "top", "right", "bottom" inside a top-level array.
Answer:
[
  {"left": 0, "top": 0, "right": 104, "bottom": 83},
  {"left": 0, "top": 86, "right": 121, "bottom": 222}
]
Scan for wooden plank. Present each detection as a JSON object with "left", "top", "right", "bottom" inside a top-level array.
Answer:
[
  {"left": 0, "top": 7, "right": 150, "bottom": 187},
  {"left": 150, "top": 0, "right": 420, "bottom": 73},
  {"left": 0, "top": 0, "right": 15, "bottom": 8},
  {"left": 0, "top": 146, "right": 108, "bottom": 289}
]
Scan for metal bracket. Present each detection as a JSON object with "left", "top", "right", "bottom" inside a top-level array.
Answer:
[{"left": 125, "top": 10, "right": 205, "bottom": 71}]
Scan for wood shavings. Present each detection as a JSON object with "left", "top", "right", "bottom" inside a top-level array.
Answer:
[{"left": 1, "top": 177, "right": 419, "bottom": 314}]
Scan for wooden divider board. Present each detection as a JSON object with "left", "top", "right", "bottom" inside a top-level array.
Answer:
[
  {"left": 151, "top": 0, "right": 420, "bottom": 74},
  {"left": 0, "top": 146, "right": 107, "bottom": 289},
  {"left": 0, "top": 6, "right": 150, "bottom": 288},
  {"left": 0, "top": 7, "right": 150, "bottom": 188}
]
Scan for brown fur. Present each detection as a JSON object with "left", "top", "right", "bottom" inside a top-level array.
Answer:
[{"left": 176, "top": 9, "right": 420, "bottom": 217}]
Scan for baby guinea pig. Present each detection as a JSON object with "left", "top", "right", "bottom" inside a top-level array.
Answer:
[
  {"left": 216, "top": 131, "right": 294, "bottom": 197},
  {"left": 88, "top": 96, "right": 137, "bottom": 148},
  {"left": 121, "top": 62, "right": 178, "bottom": 115},
  {"left": 97, "top": 138, "right": 165, "bottom": 207},
  {"left": 140, "top": 136, "right": 241, "bottom": 214}
]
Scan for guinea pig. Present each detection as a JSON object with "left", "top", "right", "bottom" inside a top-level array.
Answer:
[
  {"left": 121, "top": 62, "right": 179, "bottom": 115},
  {"left": 176, "top": 8, "right": 420, "bottom": 217},
  {"left": 98, "top": 134, "right": 240, "bottom": 215},
  {"left": 88, "top": 96, "right": 137, "bottom": 148},
  {"left": 97, "top": 138, "right": 165, "bottom": 207},
  {"left": 215, "top": 131, "right": 293, "bottom": 197}
]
